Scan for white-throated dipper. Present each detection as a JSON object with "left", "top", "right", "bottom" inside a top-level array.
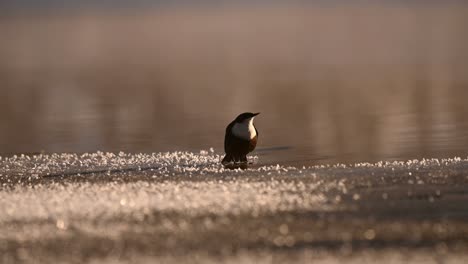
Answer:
[{"left": 222, "top": 112, "right": 260, "bottom": 164}]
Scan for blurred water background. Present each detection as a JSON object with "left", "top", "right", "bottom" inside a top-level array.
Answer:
[{"left": 0, "top": 0, "right": 467, "bottom": 164}]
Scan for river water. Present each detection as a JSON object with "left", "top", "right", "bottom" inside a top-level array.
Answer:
[{"left": 1, "top": 3, "right": 468, "bottom": 165}]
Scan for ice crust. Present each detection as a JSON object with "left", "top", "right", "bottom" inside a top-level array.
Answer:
[
  {"left": 2, "top": 151, "right": 468, "bottom": 262},
  {"left": 0, "top": 151, "right": 326, "bottom": 223},
  {"left": 1, "top": 151, "right": 466, "bottom": 180},
  {"left": 1, "top": 151, "right": 467, "bottom": 224}
]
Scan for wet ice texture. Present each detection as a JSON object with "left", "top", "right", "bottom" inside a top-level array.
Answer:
[
  {"left": 0, "top": 151, "right": 328, "bottom": 222},
  {"left": 1, "top": 151, "right": 468, "bottom": 263}
]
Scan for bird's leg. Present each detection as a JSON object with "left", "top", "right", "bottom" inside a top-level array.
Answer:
[{"left": 240, "top": 156, "right": 247, "bottom": 163}]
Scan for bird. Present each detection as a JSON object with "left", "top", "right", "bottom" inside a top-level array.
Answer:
[{"left": 222, "top": 112, "right": 260, "bottom": 164}]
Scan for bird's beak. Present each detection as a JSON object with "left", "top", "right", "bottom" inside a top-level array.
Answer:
[{"left": 253, "top": 112, "right": 260, "bottom": 116}]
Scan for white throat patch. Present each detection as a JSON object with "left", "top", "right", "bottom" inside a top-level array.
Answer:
[{"left": 232, "top": 117, "right": 256, "bottom": 140}]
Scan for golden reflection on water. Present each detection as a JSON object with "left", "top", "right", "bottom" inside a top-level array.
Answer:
[{"left": 0, "top": 4, "right": 467, "bottom": 164}]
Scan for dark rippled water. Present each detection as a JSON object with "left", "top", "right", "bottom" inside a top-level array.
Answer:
[{"left": 0, "top": 3, "right": 467, "bottom": 165}]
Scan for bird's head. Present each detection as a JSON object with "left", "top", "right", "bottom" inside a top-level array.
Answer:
[{"left": 234, "top": 112, "right": 260, "bottom": 123}]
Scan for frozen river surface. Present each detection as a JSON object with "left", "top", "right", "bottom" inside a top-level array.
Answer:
[{"left": 1, "top": 151, "right": 468, "bottom": 263}]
